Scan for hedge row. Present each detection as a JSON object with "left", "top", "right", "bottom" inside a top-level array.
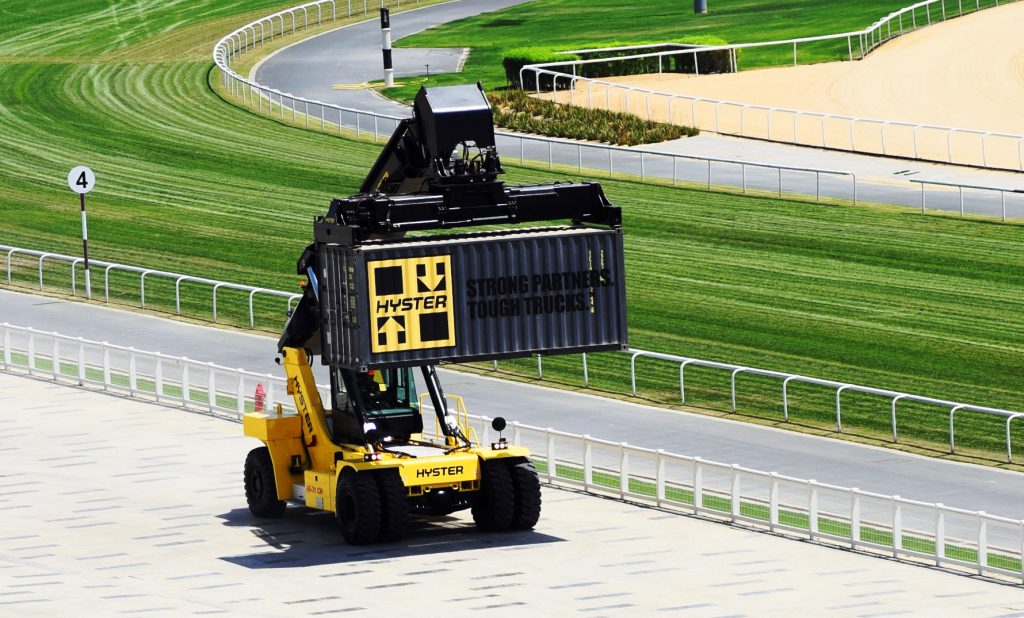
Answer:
[{"left": 489, "top": 88, "right": 697, "bottom": 146}]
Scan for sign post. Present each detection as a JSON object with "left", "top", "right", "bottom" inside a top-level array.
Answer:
[
  {"left": 67, "top": 166, "right": 96, "bottom": 299},
  {"left": 380, "top": 8, "right": 394, "bottom": 87}
]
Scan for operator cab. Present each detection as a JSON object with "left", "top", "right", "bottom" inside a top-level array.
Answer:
[{"left": 329, "top": 367, "right": 423, "bottom": 445}]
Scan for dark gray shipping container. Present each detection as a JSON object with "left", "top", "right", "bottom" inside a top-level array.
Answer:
[{"left": 318, "top": 226, "right": 627, "bottom": 370}]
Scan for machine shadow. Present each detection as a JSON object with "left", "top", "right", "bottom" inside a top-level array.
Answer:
[{"left": 216, "top": 506, "right": 563, "bottom": 568}]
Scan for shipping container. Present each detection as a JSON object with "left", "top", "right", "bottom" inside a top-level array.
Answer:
[{"left": 318, "top": 226, "right": 627, "bottom": 370}]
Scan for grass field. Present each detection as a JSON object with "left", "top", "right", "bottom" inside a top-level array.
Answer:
[
  {"left": 3, "top": 0, "right": 1024, "bottom": 461},
  {"left": 383, "top": 0, "right": 996, "bottom": 101}
]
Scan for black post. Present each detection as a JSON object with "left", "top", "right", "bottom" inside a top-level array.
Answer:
[
  {"left": 694, "top": 0, "right": 707, "bottom": 14},
  {"left": 80, "top": 192, "right": 91, "bottom": 299},
  {"left": 380, "top": 8, "right": 393, "bottom": 87}
]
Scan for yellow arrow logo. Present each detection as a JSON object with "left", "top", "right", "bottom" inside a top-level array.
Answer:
[
  {"left": 376, "top": 316, "right": 406, "bottom": 347},
  {"left": 416, "top": 261, "right": 446, "bottom": 292}
]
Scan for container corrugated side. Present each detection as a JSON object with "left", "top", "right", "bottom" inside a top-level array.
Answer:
[{"left": 319, "top": 227, "right": 627, "bottom": 370}]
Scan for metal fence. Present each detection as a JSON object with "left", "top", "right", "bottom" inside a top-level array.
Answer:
[
  {"left": 522, "top": 0, "right": 1024, "bottom": 171},
  {"left": 2, "top": 321, "right": 1022, "bottom": 584},
  {"left": 2, "top": 245, "right": 300, "bottom": 328},
  {"left": 910, "top": 178, "right": 1024, "bottom": 221},
  {"left": 211, "top": 1, "right": 863, "bottom": 206},
  {"left": 4, "top": 243, "right": 1024, "bottom": 462}
]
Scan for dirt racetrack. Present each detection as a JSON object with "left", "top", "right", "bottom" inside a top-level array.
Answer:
[{"left": 544, "top": 2, "right": 1024, "bottom": 169}]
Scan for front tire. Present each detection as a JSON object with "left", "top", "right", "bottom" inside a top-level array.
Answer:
[
  {"left": 336, "top": 470, "right": 382, "bottom": 545},
  {"left": 376, "top": 470, "right": 409, "bottom": 542},
  {"left": 244, "top": 447, "right": 286, "bottom": 518},
  {"left": 472, "top": 459, "right": 515, "bottom": 532},
  {"left": 509, "top": 460, "right": 542, "bottom": 530}
]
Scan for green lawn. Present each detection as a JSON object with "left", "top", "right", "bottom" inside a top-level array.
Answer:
[
  {"left": 3, "top": 0, "right": 1024, "bottom": 460},
  {"left": 383, "top": 0, "right": 998, "bottom": 100}
]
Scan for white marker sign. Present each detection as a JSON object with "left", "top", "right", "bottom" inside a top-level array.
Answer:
[{"left": 68, "top": 166, "right": 95, "bottom": 195}]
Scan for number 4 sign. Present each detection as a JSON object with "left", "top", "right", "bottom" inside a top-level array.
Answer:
[{"left": 67, "top": 166, "right": 95, "bottom": 194}]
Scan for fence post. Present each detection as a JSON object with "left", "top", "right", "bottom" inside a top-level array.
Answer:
[
  {"left": 77, "top": 337, "right": 85, "bottom": 385},
  {"left": 977, "top": 512, "right": 988, "bottom": 574},
  {"left": 619, "top": 443, "right": 629, "bottom": 497},
  {"left": 51, "top": 336, "right": 59, "bottom": 380},
  {"left": 536, "top": 354, "right": 543, "bottom": 379},
  {"left": 581, "top": 353, "right": 589, "bottom": 387},
  {"left": 730, "top": 465, "right": 741, "bottom": 522},
  {"left": 850, "top": 489, "right": 861, "bottom": 548},
  {"left": 935, "top": 504, "right": 946, "bottom": 565},
  {"left": 155, "top": 353, "right": 163, "bottom": 402},
  {"left": 656, "top": 450, "right": 666, "bottom": 506},
  {"left": 809, "top": 481, "right": 819, "bottom": 540},
  {"left": 182, "top": 360, "right": 191, "bottom": 407},
  {"left": 769, "top": 473, "right": 779, "bottom": 531},
  {"left": 583, "top": 435, "right": 593, "bottom": 490},
  {"left": 545, "top": 428, "right": 555, "bottom": 483},
  {"left": 890, "top": 395, "right": 903, "bottom": 443},
  {"left": 892, "top": 496, "right": 903, "bottom": 556},
  {"left": 237, "top": 371, "right": 246, "bottom": 417},
  {"left": 102, "top": 345, "right": 110, "bottom": 390},
  {"left": 693, "top": 457, "right": 703, "bottom": 513},
  {"left": 128, "top": 347, "right": 137, "bottom": 396},
  {"left": 208, "top": 363, "right": 216, "bottom": 413}
]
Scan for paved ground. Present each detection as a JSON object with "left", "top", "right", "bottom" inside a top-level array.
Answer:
[
  {"left": 6, "top": 288, "right": 1024, "bottom": 522},
  {"left": 4, "top": 372, "right": 1024, "bottom": 615},
  {"left": 251, "top": 0, "right": 1024, "bottom": 219}
]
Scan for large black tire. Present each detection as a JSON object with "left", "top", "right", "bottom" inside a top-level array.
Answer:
[
  {"left": 472, "top": 459, "right": 515, "bottom": 532},
  {"left": 509, "top": 460, "right": 542, "bottom": 530},
  {"left": 244, "top": 447, "right": 286, "bottom": 518},
  {"left": 336, "top": 470, "right": 382, "bottom": 545},
  {"left": 376, "top": 470, "right": 409, "bottom": 543}
]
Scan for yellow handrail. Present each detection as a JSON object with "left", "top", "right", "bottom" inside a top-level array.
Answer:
[{"left": 419, "top": 392, "right": 479, "bottom": 446}]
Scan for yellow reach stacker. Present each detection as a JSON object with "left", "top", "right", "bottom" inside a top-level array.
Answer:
[{"left": 242, "top": 85, "right": 628, "bottom": 544}]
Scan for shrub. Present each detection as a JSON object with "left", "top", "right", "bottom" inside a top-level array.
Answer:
[{"left": 489, "top": 88, "right": 698, "bottom": 146}]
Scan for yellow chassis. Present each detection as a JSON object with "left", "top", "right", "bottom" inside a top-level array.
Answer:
[{"left": 243, "top": 348, "right": 529, "bottom": 514}]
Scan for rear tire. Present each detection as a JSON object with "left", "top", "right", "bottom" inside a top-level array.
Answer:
[
  {"left": 472, "top": 459, "right": 515, "bottom": 532},
  {"left": 336, "top": 470, "right": 382, "bottom": 545},
  {"left": 509, "top": 460, "right": 542, "bottom": 530},
  {"left": 244, "top": 447, "right": 286, "bottom": 518},
  {"left": 376, "top": 470, "right": 409, "bottom": 543}
]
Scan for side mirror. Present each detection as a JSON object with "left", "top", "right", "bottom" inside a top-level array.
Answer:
[{"left": 491, "top": 417, "right": 506, "bottom": 432}]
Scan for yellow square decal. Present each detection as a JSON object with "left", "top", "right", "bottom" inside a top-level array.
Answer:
[{"left": 368, "top": 255, "right": 456, "bottom": 353}]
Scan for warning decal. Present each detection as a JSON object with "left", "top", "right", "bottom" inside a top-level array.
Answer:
[{"left": 368, "top": 255, "right": 456, "bottom": 353}]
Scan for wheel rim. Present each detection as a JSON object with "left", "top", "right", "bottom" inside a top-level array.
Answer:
[{"left": 251, "top": 470, "right": 264, "bottom": 498}]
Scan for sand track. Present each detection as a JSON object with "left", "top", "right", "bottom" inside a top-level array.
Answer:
[{"left": 545, "top": 3, "right": 1024, "bottom": 169}]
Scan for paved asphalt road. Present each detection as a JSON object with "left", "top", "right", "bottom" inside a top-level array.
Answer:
[
  {"left": 252, "top": 0, "right": 1024, "bottom": 219},
  {"left": 4, "top": 288, "right": 1024, "bottom": 520},
  {"left": 10, "top": 373, "right": 1024, "bottom": 614}
]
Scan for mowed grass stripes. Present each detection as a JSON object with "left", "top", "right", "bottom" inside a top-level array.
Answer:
[{"left": 2, "top": 1, "right": 1024, "bottom": 459}]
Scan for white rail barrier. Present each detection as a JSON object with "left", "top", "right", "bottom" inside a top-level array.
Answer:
[
  {"left": 2, "top": 321, "right": 1022, "bottom": 583},
  {"left": 4, "top": 244, "right": 1024, "bottom": 462},
  {"left": 1, "top": 245, "right": 300, "bottom": 328},
  {"left": 211, "top": 1, "right": 859, "bottom": 206},
  {"left": 910, "top": 178, "right": 1024, "bottom": 221},
  {"left": 521, "top": 0, "right": 1024, "bottom": 171}
]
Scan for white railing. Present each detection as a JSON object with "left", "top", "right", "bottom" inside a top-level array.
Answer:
[
  {"left": 4, "top": 243, "right": 1023, "bottom": 461},
  {"left": 1, "top": 245, "right": 300, "bottom": 328},
  {"left": 522, "top": 0, "right": 1024, "bottom": 171},
  {"left": 2, "top": 321, "right": 1022, "bottom": 584},
  {"left": 910, "top": 178, "right": 1024, "bottom": 221},
  {"left": 211, "top": 1, "right": 860, "bottom": 206}
]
